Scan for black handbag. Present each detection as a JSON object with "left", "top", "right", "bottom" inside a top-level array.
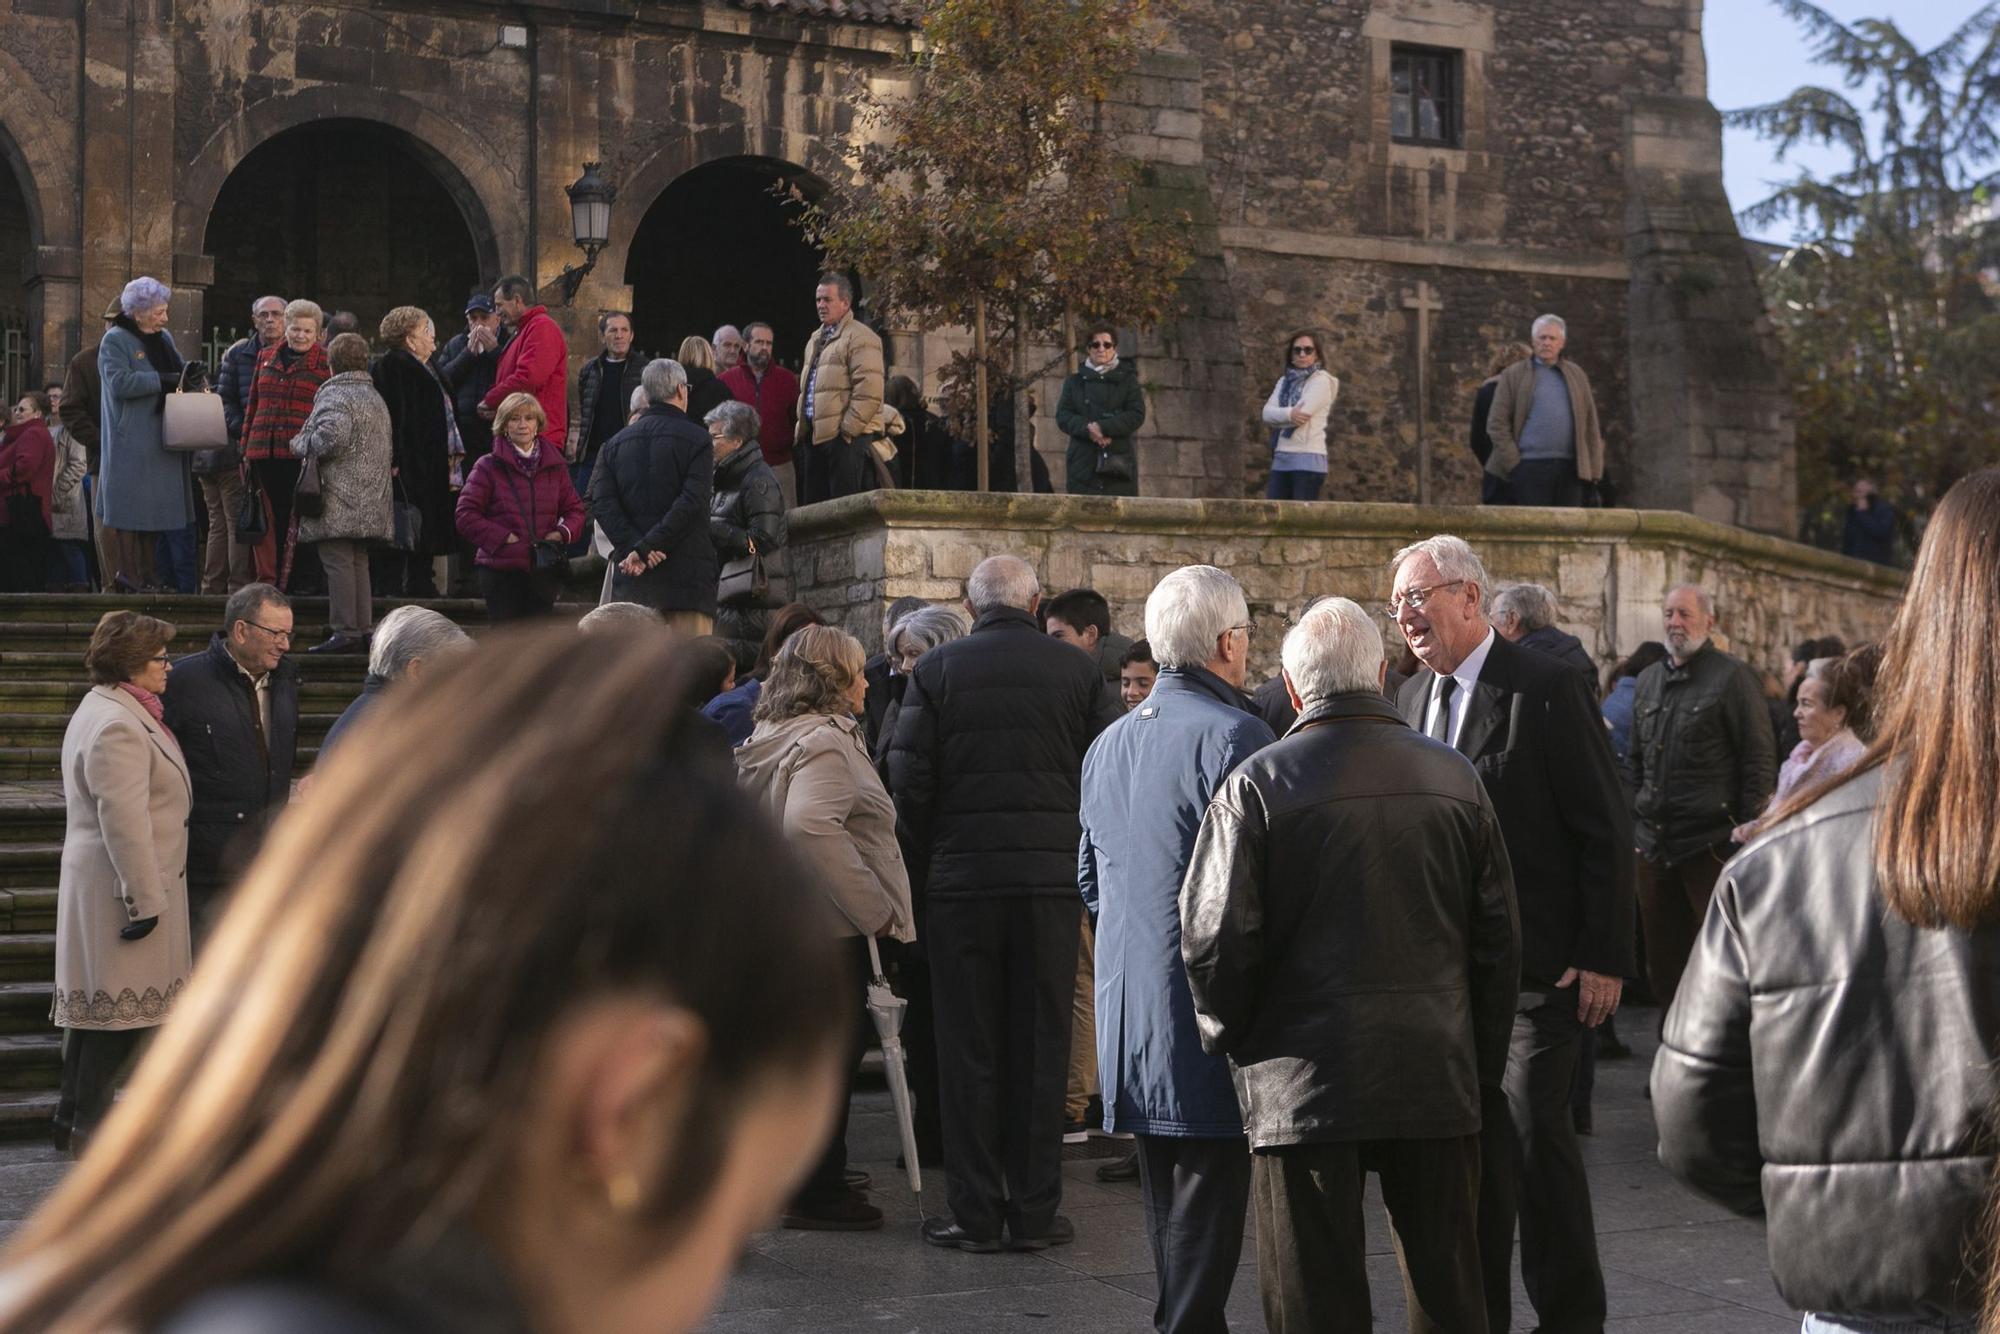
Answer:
[
  {"left": 1094, "top": 447, "right": 1134, "bottom": 483},
  {"left": 294, "top": 455, "right": 325, "bottom": 519},
  {"left": 236, "top": 470, "right": 269, "bottom": 541},
  {"left": 717, "top": 551, "right": 767, "bottom": 603},
  {"left": 501, "top": 466, "right": 567, "bottom": 578},
  {"left": 391, "top": 499, "right": 422, "bottom": 552}
]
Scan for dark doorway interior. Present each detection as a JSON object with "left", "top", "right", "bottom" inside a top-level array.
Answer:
[
  {"left": 0, "top": 159, "right": 33, "bottom": 404},
  {"left": 202, "top": 120, "right": 482, "bottom": 349},
  {"left": 625, "top": 157, "right": 828, "bottom": 369}
]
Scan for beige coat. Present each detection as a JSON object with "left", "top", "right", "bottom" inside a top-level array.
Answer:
[
  {"left": 1484, "top": 355, "right": 1606, "bottom": 483},
  {"left": 795, "top": 313, "right": 886, "bottom": 447},
  {"left": 735, "top": 712, "right": 914, "bottom": 942},
  {"left": 54, "top": 687, "right": 194, "bottom": 1030}
]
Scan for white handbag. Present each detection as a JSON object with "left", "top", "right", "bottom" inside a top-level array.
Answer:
[{"left": 161, "top": 388, "right": 228, "bottom": 453}]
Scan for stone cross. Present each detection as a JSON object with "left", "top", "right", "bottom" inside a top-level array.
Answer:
[{"left": 1403, "top": 281, "right": 1443, "bottom": 505}]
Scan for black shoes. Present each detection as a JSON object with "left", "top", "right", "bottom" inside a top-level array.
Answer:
[
  {"left": 1096, "top": 1148, "right": 1140, "bottom": 1183},
  {"left": 306, "top": 633, "right": 367, "bottom": 655},
  {"left": 923, "top": 1218, "right": 1002, "bottom": 1253},
  {"left": 783, "top": 1190, "right": 884, "bottom": 1232},
  {"left": 1008, "top": 1215, "right": 1075, "bottom": 1251}
]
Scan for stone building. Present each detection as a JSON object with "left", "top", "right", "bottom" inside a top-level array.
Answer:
[{"left": 0, "top": 0, "right": 1793, "bottom": 533}]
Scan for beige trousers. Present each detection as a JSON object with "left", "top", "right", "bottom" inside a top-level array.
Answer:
[{"left": 1065, "top": 916, "right": 1097, "bottom": 1123}]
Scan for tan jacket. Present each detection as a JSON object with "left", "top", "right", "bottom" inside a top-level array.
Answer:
[
  {"left": 1484, "top": 356, "right": 1606, "bottom": 482},
  {"left": 735, "top": 712, "right": 915, "bottom": 942},
  {"left": 54, "top": 687, "right": 194, "bottom": 1030},
  {"left": 795, "top": 314, "right": 886, "bottom": 447}
]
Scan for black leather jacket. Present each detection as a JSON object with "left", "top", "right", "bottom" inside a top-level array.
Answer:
[
  {"left": 1627, "top": 642, "right": 1776, "bottom": 864},
  {"left": 1181, "top": 692, "right": 1519, "bottom": 1148},
  {"left": 1653, "top": 764, "right": 2000, "bottom": 1319}
]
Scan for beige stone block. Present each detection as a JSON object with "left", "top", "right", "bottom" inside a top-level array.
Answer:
[
  {"left": 852, "top": 534, "right": 887, "bottom": 582},
  {"left": 884, "top": 541, "right": 927, "bottom": 578},
  {"left": 929, "top": 536, "right": 994, "bottom": 580},
  {"left": 1089, "top": 562, "right": 1163, "bottom": 600}
]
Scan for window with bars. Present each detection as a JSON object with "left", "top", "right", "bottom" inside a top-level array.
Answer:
[{"left": 1390, "top": 45, "right": 1461, "bottom": 147}]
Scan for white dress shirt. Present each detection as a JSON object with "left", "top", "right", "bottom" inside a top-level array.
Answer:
[{"left": 1425, "top": 627, "right": 1497, "bottom": 750}]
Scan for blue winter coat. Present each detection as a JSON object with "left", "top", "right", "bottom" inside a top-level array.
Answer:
[
  {"left": 1078, "top": 667, "right": 1275, "bottom": 1137},
  {"left": 97, "top": 325, "right": 194, "bottom": 532}
]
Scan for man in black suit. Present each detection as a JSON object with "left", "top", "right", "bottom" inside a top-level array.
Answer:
[{"left": 1388, "top": 535, "right": 1635, "bottom": 1334}]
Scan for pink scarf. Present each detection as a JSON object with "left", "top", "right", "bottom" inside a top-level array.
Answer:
[{"left": 116, "top": 683, "right": 181, "bottom": 754}]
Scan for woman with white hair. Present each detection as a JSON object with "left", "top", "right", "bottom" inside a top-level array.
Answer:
[
  {"left": 870, "top": 604, "right": 968, "bottom": 771},
  {"left": 97, "top": 277, "right": 198, "bottom": 592},
  {"left": 706, "top": 398, "right": 787, "bottom": 658}
]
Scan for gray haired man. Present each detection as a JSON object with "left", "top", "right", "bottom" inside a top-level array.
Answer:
[
  {"left": 316, "top": 606, "right": 472, "bottom": 761},
  {"left": 1484, "top": 315, "right": 1606, "bottom": 507}
]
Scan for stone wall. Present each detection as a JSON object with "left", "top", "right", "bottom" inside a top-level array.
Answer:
[{"left": 783, "top": 492, "right": 1903, "bottom": 682}]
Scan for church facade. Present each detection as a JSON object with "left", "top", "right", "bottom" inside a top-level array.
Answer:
[{"left": 0, "top": 0, "right": 1794, "bottom": 533}]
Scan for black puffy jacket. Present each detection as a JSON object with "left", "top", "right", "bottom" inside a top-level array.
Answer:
[
  {"left": 1181, "top": 692, "right": 1519, "bottom": 1148},
  {"left": 159, "top": 635, "right": 300, "bottom": 893},
  {"left": 1627, "top": 642, "right": 1776, "bottom": 864},
  {"left": 886, "top": 607, "right": 1121, "bottom": 900},
  {"left": 1653, "top": 763, "right": 2000, "bottom": 1319},
  {"left": 589, "top": 404, "right": 716, "bottom": 614}
]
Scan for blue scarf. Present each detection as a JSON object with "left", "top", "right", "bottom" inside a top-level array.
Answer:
[{"left": 1269, "top": 366, "right": 1317, "bottom": 452}]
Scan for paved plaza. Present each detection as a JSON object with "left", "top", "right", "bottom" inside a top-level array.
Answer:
[{"left": 0, "top": 1005, "right": 1799, "bottom": 1331}]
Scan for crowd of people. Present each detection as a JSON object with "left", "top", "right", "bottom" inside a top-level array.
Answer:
[{"left": 12, "top": 459, "right": 1991, "bottom": 1334}]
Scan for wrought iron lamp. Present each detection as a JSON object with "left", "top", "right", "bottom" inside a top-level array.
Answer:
[{"left": 556, "top": 162, "right": 616, "bottom": 306}]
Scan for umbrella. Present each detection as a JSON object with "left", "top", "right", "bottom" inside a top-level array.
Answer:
[{"left": 865, "top": 936, "right": 923, "bottom": 1197}]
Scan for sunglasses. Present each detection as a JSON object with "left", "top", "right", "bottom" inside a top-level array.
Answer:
[
  {"left": 1291, "top": 345, "right": 1317, "bottom": 356},
  {"left": 1089, "top": 340, "right": 1116, "bottom": 350}
]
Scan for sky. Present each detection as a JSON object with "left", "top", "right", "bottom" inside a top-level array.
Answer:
[{"left": 1705, "top": 0, "right": 1986, "bottom": 243}]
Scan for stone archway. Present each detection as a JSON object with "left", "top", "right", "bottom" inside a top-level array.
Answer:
[{"left": 200, "top": 120, "right": 486, "bottom": 344}]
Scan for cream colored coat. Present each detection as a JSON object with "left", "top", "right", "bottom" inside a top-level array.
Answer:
[
  {"left": 734, "top": 712, "right": 915, "bottom": 942},
  {"left": 53, "top": 687, "right": 193, "bottom": 1030},
  {"left": 795, "top": 313, "right": 886, "bottom": 447}
]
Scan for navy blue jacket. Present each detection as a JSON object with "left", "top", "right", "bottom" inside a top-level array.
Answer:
[
  {"left": 588, "top": 404, "right": 716, "bottom": 614},
  {"left": 1080, "top": 668, "right": 1273, "bottom": 1136}
]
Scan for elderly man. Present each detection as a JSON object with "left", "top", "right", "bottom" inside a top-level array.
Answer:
[
  {"left": 589, "top": 359, "right": 716, "bottom": 637},
  {"left": 1079, "top": 565, "right": 1274, "bottom": 1333},
  {"left": 1185, "top": 596, "right": 1518, "bottom": 1334},
  {"left": 478, "top": 275, "right": 568, "bottom": 453},
  {"left": 1390, "top": 537, "right": 1634, "bottom": 1334},
  {"left": 795, "top": 273, "right": 884, "bottom": 505},
  {"left": 1627, "top": 584, "right": 1774, "bottom": 1013},
  {"left": 1490, "top": 582, "right": 1595, "bottom": 683},
  {"left": 889, "top": 554, "right": 1122, "bottom": 1253},
  {"left": 721, "top": 320, "right": 802, "bottom": 508},
  {"left": 203, "top": 294, "right": 285, "bottom": 595},
  {"left": 317, "top": 607, "right": 472, "bottom": 761},
  {"left": 160, "top": 584, "right": 300, "bottom": 938},
  {"left": 1484, "top": 315, "right": 1606, "bottom": 508},
  {"left": 712, "top": 323, "right": 745, "bottom": 374}
]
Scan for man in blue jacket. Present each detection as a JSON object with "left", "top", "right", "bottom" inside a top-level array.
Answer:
[{"left": 1079, "top": 565, "right": 1273, "bottom": 1333}]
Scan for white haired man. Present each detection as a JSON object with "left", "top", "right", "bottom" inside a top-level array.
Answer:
[
  {"left": 317, "top": 606, "right": 473, "bottom": 761},
  {"left": 1483, "top": 314, "right": 1605, "bottom": 507},
  {"left": 1183, "top": 595, "right": 1518, "bottom": 1333},
  {"left": 712, "top": 323, "right": 745, "bottom": 373},
  {"left": 887, "top": 554, "right": 1122, "bottom": 1253},
  {"left": 1078, "top": 566, "right": 1274, "bottom": 1332},
  {"left": 1389, "top": 535, "right": 1635, "bottom": 1333},
  {"left": 1490, "top": 581, "right": 1595, "bottom": 682},
  {"left": 587, "top": 359, "right": 717, "bottom": 637}
]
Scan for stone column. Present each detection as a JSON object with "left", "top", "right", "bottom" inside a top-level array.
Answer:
[{"left": 79, "top": 1, "right": 180, "bottom": 346}]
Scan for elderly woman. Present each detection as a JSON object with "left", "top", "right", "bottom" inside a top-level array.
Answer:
[
  {"left": 0, "top": 391, "right": 57, "bottom": 592},
  {"left": 1260, "top": 327, "right": 1339, "bottom": 502},
  {"left": 735, "top": 624, "right": 913, "bottom": 1233},
  {"left": 97, "top": 277, "right": 196, "bottom": 593},
  {"left": 675, "top": 335, "right": 735, "bottom": 423},
  {"left": 455, "top": 392, "right": 585, "bottom": 623},
  {"left": 1731, "top": 653, "right": 1872, "bottom": 844},
  {"left": 706, "top": 399, "right": 788, "bottom": 657},
  {"left": 291, "top": 333, "right": 394, "bottom": 655},
  {"left": 870, "top": 604, "right": 968, "bottom": 772},
  {"left": 1056, "top": 323, "right": 1147, "bottom": 497},
  {"left": 241, "top": 298, "right": 330, "bottom": 591},
  {"left": 317, "top": 606, "right": 472, "bottom": 763},
  {"left": 371, "top": 305, "right": 460, "bottom": 597},
  {"left": 51, "top": 610, "right": 191, "bottom": 1155}
]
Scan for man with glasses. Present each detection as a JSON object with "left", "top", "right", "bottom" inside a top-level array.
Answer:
[
  {"left": 206, "top": 295, "right": 286, "bottom": 595},
  {"left": 1387, "top": 534, "right": 1633, "bottom": 1334},
  {"left": 162, "top": 583, "right": 301, "bottom": 943},
  {"left": 1056, "top": 323, "right": 1146, "bottom": 497}
]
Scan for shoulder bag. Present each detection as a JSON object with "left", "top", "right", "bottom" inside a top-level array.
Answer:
[{"left": 162, "top": 380, "right": 228, "bottom": 454}]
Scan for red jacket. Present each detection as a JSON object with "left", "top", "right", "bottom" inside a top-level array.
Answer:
[
  {"left": 719, "top": 363, "right": 801, "bottom": 467},
  {"left": 0, "top": 419, "right": 54, "bottom": 528},
  {"left": 242, "top": 342, "right": 332, "bottom": 462},
  {"left": 455, "top": 440, "right": 585, "bottom": 571},
  {"left": 480, "top": 305, "right": 568, "bottom": 451}
]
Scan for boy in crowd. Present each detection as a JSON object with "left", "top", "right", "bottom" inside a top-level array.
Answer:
[
  {"left": 1045, "top": 587, "right": 1133, "bottom": 686},
  {"left": 1119, "top": 639, "right": 1158, "bottom": 710}
]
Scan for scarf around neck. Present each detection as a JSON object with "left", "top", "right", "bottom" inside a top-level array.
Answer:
[{"left": 1270, "top": 365, "right": 1319, "bottom": 451}]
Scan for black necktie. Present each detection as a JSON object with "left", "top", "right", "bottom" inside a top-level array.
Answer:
[{"left": 1428, "top": 676, "right": 1457, "bottom": 743}]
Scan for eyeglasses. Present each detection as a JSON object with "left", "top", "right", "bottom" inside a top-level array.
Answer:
[
  {"left": 1290, "top": 345, "right": 1317, "bottom": 356},
  {"left": 243, "top": 620, "right": 293, "bottom": 644},
  {"left": 1089, "top": 340, "right": 1116, "bottom": 350},
  {"left": 147, "top": 653, "right": 171, "bottom": 664},
  {"left": 1386, "top": 580, "right": 1464, "bottom": 616}
]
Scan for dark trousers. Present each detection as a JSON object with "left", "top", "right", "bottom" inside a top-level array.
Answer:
[
  {"left": 370, "top": 548, "right": 439, "bottom": 598},
  {"left": 53, "top": 1026, "right": 145, "bottom": 1153},
  {"left": 0, "top": 524, "right": 49, "bottom": 592},
  {"left": 884, "top": 935, "right": 944, "bottom": 1164},
  {"left": 250, "top": 457, "right": 323, "bottom": 592},
  {"left": 793, "top": 938, "right": 870, "bottom": 1207},
  {"left": 1478, "top": 995, "right": 1606, "bottom": 1334},
  {"left": 1264, "top": 469, "right": 1325, "bottom": 501},
  {"left": 1508, "top": 458, "right": 1581, "bottom": 507},
  {"left": 1136, "top": 1135, "right": 1252, "bottom": 1334},
  {"left": 1635, "top": 848, "right": 1729, "bottom": 1015},
  {"left": 478, "top": 565, "right": 558, "bottom": 623},
  {"left": 1252, "top": 1135, "right": 1486, "bottom": 1334},
  {"left": 799, "top": 435, "right": 871, "bottom": 505},
  {"left": 928, "top": 895, "right": 1080, "bottom": 1240}
]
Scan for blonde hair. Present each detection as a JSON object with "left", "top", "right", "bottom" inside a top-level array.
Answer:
[
  {"left": 753, "top": 624, "right": 866, "bottom": 722},
  {"left": 378, "top": 305, "right": 432, "bottom": 348},
  {"left": 283, "top": 299, "right": 324, "bottom": 332},
  {"left": 676, "top": 336, "right": 716, "bottom": 372},
  {"left": 493, "top": 391, "right": 546, "bottom": 435}
]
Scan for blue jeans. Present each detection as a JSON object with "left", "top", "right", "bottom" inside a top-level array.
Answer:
[
  {"left": 47, "top": 540, "right": 92, "bottom": 589},
  {"left": 1265, "top": 468, "right": 1325, "bottom": 501},
  {"left": 1803, "top": 1316, "right": 1977, "bottom": 1333},
  {"left": 154, "top": 526, "right": 198, "bottom": 593}
]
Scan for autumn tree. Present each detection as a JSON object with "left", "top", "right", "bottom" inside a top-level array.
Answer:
[
  {"left": 1728, "top": 0, "right": 2000, "bottom": 544},
  {"left": 801, "top": 0, "right": 1194, "bottom": 490}
]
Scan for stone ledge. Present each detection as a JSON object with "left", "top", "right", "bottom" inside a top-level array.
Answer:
[{"left": 789, "top": 490, "right": 1905, "bottom": 594}]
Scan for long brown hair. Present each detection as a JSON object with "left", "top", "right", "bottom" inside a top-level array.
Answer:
[
  {"left": 1763, "top": 468, "right": 2000, "bottom": 929},
  {"left": 0, "top": 625, "right": 845, "bottom": 1332}
]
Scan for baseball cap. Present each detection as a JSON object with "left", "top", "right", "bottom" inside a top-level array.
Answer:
[{"left": 465, "top": 294, "right": 495, "bottom": 315}]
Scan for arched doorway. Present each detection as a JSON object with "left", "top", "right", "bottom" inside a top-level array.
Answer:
[
  {"left": 624, "top": 157, "right": 829, "bottom": 368},
  {"left": 0, "top": 156, "right": 32, "bottom": 405},
  {"left": 202, "top": 120, "right": 483, "bottom": 346}
]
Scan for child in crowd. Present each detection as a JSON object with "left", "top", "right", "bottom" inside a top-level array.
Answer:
[{"left": 1118, "top": 639, "right": 1157, "bottom": 710}]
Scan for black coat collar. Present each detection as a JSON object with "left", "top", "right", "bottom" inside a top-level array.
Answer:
[{"left": 1293, "top": 690, "right": 1406, "bottom": 732}]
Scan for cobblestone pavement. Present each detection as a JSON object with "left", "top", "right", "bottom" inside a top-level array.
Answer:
[{"left": 0, "top": 1006, "right": 1799, "bottom": 1331}]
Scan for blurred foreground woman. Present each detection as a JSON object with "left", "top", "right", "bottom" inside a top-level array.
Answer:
[{"left": 0, "top": 624, "right": 848, "bottom": 1334}]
